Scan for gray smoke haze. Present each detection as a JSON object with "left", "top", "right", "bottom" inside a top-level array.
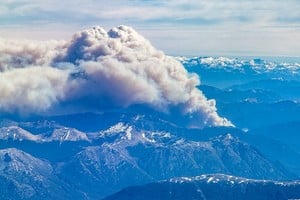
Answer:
[
  {"left": 0, "top": 26, "right": 232, "bottom": 127},
  {"left": 0, "top": 39, "right": 66, "bottom": 71}
]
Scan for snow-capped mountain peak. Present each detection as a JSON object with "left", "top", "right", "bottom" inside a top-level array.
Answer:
[
  {"left": 0, "top": 126, "right": 41, "bottom": 142},
  {"left": 42, "top": 127, "right": 90, "bottom": 143}
]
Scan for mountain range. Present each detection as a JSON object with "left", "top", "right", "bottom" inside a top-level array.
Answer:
[
  {"left": 0, "top": 112, "right": 297, "bottom": 199},
  {"left": 104, "top": 174, "right": 300, "bottom": 200}
]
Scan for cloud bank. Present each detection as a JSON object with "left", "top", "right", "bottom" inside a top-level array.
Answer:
[{"left": 0, "top": 25, "right": 232, "bottom": 128}]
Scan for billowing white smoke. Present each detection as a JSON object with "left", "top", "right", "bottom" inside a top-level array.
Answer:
[
  {"left": 0, "top": 67, "right": 68, "bottom": 114},
  {"left": 0, "top": 39, "right": 66, "bottom": 71},
  {"left": 0, "top": 26, "right": 232, "bottom": 127},
  {"left": 0, "top": 39, "right": 68, "bottom": 115}
]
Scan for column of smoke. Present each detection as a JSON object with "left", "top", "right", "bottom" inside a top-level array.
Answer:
[{"left": 0, "top": 26, "right": 232, "bottom": 128}]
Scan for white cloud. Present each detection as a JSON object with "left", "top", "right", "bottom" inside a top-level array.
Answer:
[{"left": 0, "top": 25, "right": 232, "bottom": 128}]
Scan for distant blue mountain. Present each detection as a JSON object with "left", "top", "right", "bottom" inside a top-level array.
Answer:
[
  {"left": 0, "top": 148, "right": 85, "bottom": 200},
  {"left": 104, "top": 174, "right": 300, "bottom": 200}
]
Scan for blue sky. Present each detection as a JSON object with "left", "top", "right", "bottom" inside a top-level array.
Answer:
[{"left": 1, "top": 0, "right": 300, "bottom": 57}]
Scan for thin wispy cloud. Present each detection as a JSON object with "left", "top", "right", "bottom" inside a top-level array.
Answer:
[{"left": 1, "top": 0, "right": 299, "bottom": 25}]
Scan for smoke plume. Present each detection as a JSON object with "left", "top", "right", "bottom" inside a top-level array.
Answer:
[{"left": 0, "top": 26, "right": 232, "bottom": 127}]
